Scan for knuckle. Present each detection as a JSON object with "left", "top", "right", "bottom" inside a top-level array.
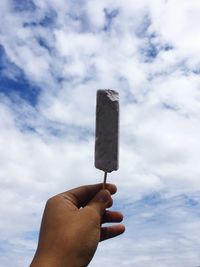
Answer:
[{"left": 46, "top": 196, "right": 57, "bottom": 206}]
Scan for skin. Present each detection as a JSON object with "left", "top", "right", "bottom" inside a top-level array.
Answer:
[{"left": 30, "top": 183, "right": 125, "bottom": 267}]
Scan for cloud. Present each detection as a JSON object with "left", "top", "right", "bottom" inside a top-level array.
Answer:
[
  {"left": 0, "top": 0, "right": 200, "bottom": 266},
  {"left": 92, "top": 192, "right": 200, "bottom": 267}
]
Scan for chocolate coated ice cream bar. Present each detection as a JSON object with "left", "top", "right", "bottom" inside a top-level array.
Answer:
[{"left": 95, "top": 89, "right": 119, "bottom": 173}]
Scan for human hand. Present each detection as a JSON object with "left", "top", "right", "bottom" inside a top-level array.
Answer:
[{"left": 30, "top": 183, "right": 125, "bottom": 267}]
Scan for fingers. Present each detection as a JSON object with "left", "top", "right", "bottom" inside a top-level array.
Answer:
[
  {"left": 86, "top": 189, "right": 113, "bottom": 218},
  {"left": 61, "top": 183, "right": 117, "bottom": 208},
  {"left": 101, "top": 211, "right": 124, "bottom": 241},
  {"left": 100, "top": 224, "right": 125, "bottom": 241},
  {"left": 102, "top": 210, "right": 123, "bottom": 224}
]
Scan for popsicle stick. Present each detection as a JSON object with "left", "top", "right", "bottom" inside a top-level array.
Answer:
[{"left": 103, "top": 172, "right": 107, "bottom": 189}]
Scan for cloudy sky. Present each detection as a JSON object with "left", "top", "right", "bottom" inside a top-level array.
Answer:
[{"left": 1, "top": 0, "right": 200, "bottom": 266}]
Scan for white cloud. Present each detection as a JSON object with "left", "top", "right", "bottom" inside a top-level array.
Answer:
[
  {"left": 1, "top": 0, "right": 200, "bottom": 266},
  {"left": 92, "top": 192, "right": 200, "bottom": 267}
]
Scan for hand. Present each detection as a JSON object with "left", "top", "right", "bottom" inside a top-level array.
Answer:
[{"left": 30, "top": 183, "right": 125, "bottom": 267}]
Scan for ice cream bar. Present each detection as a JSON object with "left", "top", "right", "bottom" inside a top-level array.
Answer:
[{"left": 95, "top": 89, "right": 119, "bottom": 173}]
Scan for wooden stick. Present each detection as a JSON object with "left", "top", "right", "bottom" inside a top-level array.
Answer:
[{"left": 103, "top": 172, "right": 107, "bottom": 189}]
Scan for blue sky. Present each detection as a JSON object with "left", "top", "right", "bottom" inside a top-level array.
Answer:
[{"left": 1, "top": 0, "right": 200, "bottom": 266}]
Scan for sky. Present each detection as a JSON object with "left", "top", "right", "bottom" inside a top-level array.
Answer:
[{"left": 0, "top": 0, "right": 200, "bottom": 266}]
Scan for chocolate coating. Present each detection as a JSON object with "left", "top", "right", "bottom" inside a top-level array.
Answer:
[{"left": 95, "top": 89, "right": 119, "bottom": 172}]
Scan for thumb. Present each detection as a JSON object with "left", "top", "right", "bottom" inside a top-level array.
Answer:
[{"left": 86, "top": 189, "right": 112, "bottom": 218}]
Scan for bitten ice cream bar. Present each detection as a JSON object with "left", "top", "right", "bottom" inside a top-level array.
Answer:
[{"left": 95, "top": 89, "right": 119, "bottom": 186}]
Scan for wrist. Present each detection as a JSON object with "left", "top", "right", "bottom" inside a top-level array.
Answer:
[{"left": 30, "top": 250, "right": 80, "bottom": 267}]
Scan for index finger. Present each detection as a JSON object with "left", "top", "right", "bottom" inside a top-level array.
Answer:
[{"left": 61, "top": 183, "right": 117, "bottom": 208}]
